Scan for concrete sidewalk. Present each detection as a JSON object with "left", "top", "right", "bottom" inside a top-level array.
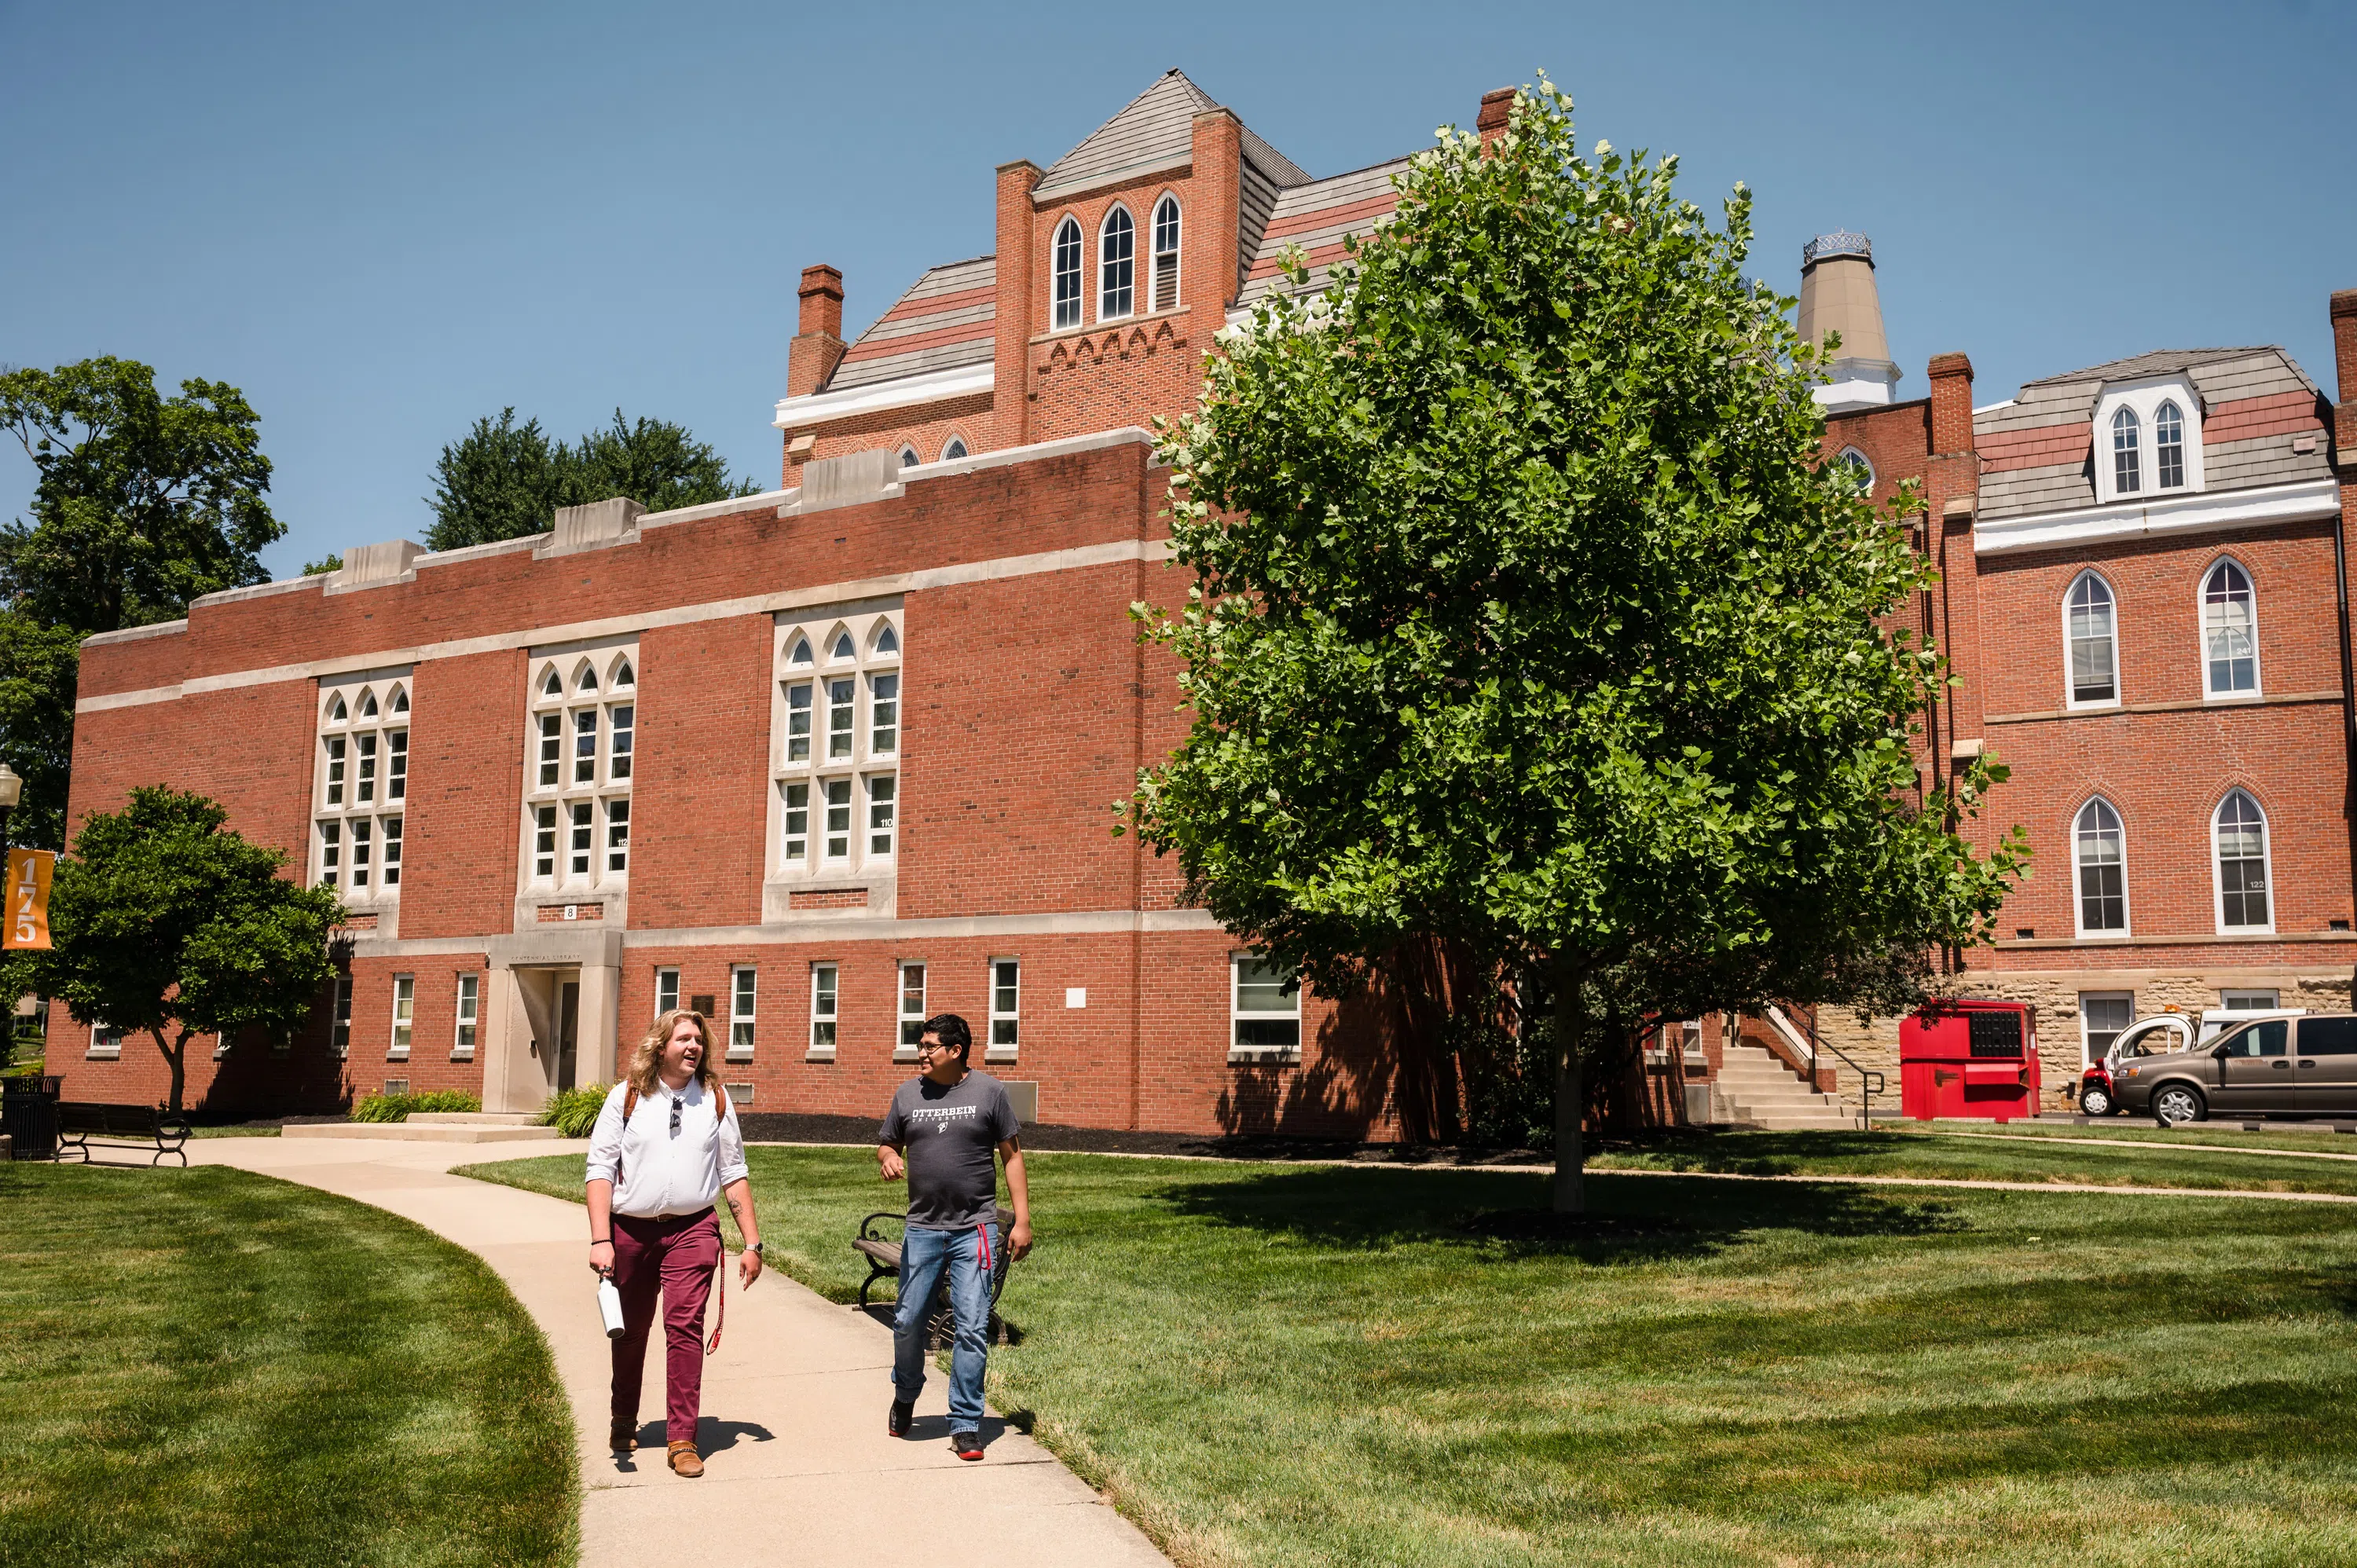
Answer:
[{"left": 187, "top": 1135, "right": 1168, "bottom": 1568}]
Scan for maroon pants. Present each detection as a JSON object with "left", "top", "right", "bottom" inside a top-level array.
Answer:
[{"left": 610, "top": 1208, "right": 721, "bottom": 1444}]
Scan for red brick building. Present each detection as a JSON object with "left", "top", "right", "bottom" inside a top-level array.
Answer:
[{"left": 53, "top": 73, "right": 2357, "bottom": 1128}]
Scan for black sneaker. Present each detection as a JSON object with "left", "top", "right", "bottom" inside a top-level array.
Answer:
[
  {"left": 952, "top": 1430, "right": 984, "bottom": 1461},
  {"left": 887, "top": 1400, "right": 914, "bottom": 1438}
]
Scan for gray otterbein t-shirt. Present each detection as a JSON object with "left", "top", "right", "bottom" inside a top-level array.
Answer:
[{"left": 878, "top": 1070, "right": 1021, "bottom": 1231}]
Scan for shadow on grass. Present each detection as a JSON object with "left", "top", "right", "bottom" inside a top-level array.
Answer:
[
  {"left": 1152, "top": 1165, "right": 1969, "bottom": 1263},
  {"left": 1589, "top": 1127, "right": 1910, "bottom": 1174}
]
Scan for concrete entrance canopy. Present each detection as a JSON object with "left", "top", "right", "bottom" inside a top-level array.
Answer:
[{"left": 482, "top": 929, "right": 624, "bottom": 1113}]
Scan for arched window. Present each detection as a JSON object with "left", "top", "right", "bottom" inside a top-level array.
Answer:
[
  {"left": 1835, "top": 447, "right": 1875, "bottom": 493},
  {"left": 897, "top": 445, "right": 919, "bottom": 468},
  {"left": 830, "top": 630, "right": 856, "bottom": 661},
  {"left": 2201, "top": 559, "right": 2258, "bottom": 696},
  {"left": 2073, "top": 798, "right": 2128, "bottom": 935},
  {"left": 541, "top": 669, "right": 562, "bottom": 697},
  {"left": 1151, "top": 195, "right": 1181, "bottom": 312},
  {"left": 358, "top": 691, "right": 378, "bottom": 718},
  {"left": 390, "top": 689, "right": 409, "bottom": 714},
  {"left": 327, "top": 694, "right": 347, "bottom": 724},
  {"left": 1051, "top": 217, "right": 1082, "bottom": 331},
  {"left": 2214, "top": 790, "right": 2271, "bottom": 931},
  {"left": 787, "top": 637, "right": 812, "bottom": 666},
  {"left": 2066, "top": 572, "right": 2117, "bottom": 705},
  {"left": 2111, "top": 407, "right": 2142, "bottom": 495},
  {"left": 613, "top": 659, "right": 634, "bottom": 689},
  {"left": 2154, "top": 400, "right": 2186, "bottom": 489},
  {"left": 1099, "top": 207, "right": 1135, "bottom": 321},
  {"left": 874, "top": 623, "right": 900, "bottom": 655},
  {"left": 940, "top": 436, "right": 967, "bottom": 462},
  {"left": 576, "top": 663, "right": 598, "bottom": 693}
]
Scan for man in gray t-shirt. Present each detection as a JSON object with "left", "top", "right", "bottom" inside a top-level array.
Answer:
[{"left": 876, "top": 1013, "right": 1032, "bottom": 1458}]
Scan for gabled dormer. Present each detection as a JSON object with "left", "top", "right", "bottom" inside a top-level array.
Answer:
[{"left": 2091, "top": 372, "right": 2205, "bottom": 504}]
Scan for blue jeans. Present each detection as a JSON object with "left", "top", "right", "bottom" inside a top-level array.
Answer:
[{"left": 892, "top": 1222, "right": 992, "bottom": 1430}]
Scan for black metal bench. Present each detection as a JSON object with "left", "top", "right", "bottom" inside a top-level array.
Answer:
[
  {"left": 55, "top": 1102, "right": 191, "bottom": 1167},
  {"left": 854, "top": 1207, "right": 1016, "bottom": 1343}
]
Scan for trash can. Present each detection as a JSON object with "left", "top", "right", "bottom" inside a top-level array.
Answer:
[
  {"left": 1900, "top": 1001, "right": 2040, "bottom": 1121},
  {"left": 1, "top": 1075, "right": 60, "bottom": 1160}
]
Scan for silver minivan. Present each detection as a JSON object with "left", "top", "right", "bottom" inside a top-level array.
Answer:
[{"left": 2115, "top": 1013, "right": 2357, "bottom": 1125}]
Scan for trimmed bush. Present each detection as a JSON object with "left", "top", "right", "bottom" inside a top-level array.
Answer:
[
  {"left": 350, "top": 1090, "right": 482, "bottom": 1123},
  {"left": 537, "top": 1082, "right": 610, "bottom": 1139}
]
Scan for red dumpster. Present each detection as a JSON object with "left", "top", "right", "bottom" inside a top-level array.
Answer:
[{"left": 1900, "top": 1000, "right": 2040, "bottom": 1121}]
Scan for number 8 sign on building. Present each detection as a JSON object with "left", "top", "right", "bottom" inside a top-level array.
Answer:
[{"left": 3, "top": 849, "right": 54, "bottom": 951}]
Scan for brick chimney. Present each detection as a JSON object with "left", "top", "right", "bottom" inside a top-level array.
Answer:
[
  {"left": 1476, "top": 86, "right": 1515, "bottom": 147},
  {"left": 787, "top": 266, "right": 847, "bottom": 399},
  {"left": 1928, "top": 352, "right": 1976, "bottom": 458},
  {"left": 2332, "top": 289, "right": 2357, "bottom": 467},
  {"left": 1191, "top": 108, "right": 1243, "bottom": 306},
  {"left": 993, "top": 159, "right": 1042, "bottom": 449}
]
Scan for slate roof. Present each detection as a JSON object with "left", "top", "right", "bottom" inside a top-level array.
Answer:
[
  {"left": 1974, "top": 346, "right": 2332, "bottom": 521},
  {"left": 1235, "top": 156, "right": 1414, "bottom": 306},
  {"left": 1032, "top": 70, "right": 1308, "bottom": 203},
  {"left": 828, "top": 255, "right": 997, "bottom": 393}
]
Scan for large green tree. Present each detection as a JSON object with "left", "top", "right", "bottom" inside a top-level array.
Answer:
[
  {"left": 425, "top": 407, "right": 756, "bottom": 551},
  {"left": 1126, "top": 79, "right": 2025, "bottom": 1211},
  {"left": 0, "top": 357, "right": 284, "bottom": 848},
  {"left": 28, "top": 787, "right": 343, "bottom": 1113}
]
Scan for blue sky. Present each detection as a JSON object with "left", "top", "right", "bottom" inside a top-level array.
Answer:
[{"left": 4, "top": 0, "right": 2350, "bottom": 581}]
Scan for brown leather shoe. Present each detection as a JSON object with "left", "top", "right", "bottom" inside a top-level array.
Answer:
[
  {"left": 609, "top": 1422, "right": 636, "bottom": 1453},
  {"left": 667, "top": 1440, "right": 703, "bottom": 1478}
]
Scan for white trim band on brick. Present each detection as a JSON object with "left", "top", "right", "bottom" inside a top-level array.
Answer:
[
  {"left": 1972, "top": 478, "right": 2341, "bottom": 556},
  {"left": 75, "top": 534, "right": 1178, "bottom": 715},
  {"left": 773, "top": 363, "right": 995, "bottom": 430},
  {"left": 346, "top": 906, "right": 1226, "bottom": 960}
]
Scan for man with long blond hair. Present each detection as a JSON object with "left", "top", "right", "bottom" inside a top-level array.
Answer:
[{"left": 585, "top": 1006, "right": 764, "bottom": 1478}]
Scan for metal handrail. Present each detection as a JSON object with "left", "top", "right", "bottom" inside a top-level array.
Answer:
[{"left": 1791, "top": 1003, "right": 1886, "bottom": 1130}]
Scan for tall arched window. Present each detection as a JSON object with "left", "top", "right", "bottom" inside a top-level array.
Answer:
[
  {"left": 1099, "top": 207, "right": 1135, "bottom": 321},
  {"left": 1151, "top": 195, "right": 1181, "bottom": 312},
  {"left": 2214, "top": 789, "right": 2271, "bottom": 931},
  {"left": 2066, "top": 572, "right": 2117, "bottom": 705},
  {"left": 1051, "top": 217, "right": 1082, "bottom": 331},
  {"left": 2073, "top": 798, "right": 2128, "bottom": 935},
  {"left": 2111, "top": 407, "right": 2142, "bottom": 495},
  {"left": 2154, "top": 400, "right": 2187, "bottom": 489},
  {"left": 2201, "top": 559, "right": 2259, "bottom": 696},
  {"left": 940, "top": 436, "right": 968, "bottom": 461}
]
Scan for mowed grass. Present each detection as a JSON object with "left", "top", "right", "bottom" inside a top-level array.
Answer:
[
  {"left": 0, "top": 1163, "right": 575, "bottom": 1568},
  {"left": 467, "top": 1141, "right": 2357, "bottom": 1567}
]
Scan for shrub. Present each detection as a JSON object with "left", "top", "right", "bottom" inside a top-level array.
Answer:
[
  {"left": 350, "top": 1090, "right": 482, "bottom": 1123},
  {"left": 537, "top": 1082, "right": 610, "bottom": 1139}
]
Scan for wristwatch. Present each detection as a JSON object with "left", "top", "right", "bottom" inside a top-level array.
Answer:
[{"left": 749, "top": 1241, "right": 764, "bottom": 1255}]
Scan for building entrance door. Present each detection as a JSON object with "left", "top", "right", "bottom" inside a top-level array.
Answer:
[{"left": 558, "top": 980, "right": 581, "bottom": 1094}]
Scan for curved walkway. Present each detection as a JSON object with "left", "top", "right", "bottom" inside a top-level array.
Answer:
[{"left": 188, "top": 1135, "right": 1168, "bottom": 1568}]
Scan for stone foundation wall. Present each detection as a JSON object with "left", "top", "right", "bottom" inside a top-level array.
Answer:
[{"left": 1813, "top": 969, "right": 2355, "bottom": 1112}]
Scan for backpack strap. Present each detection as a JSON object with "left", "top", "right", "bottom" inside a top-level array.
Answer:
[{"left": 614, "top": 1084, "right": 640, "bottom": 1186}]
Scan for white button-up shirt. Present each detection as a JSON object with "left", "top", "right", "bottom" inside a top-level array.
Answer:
[{"left": 585, "top": 1078, "right": 750, "bottom": 1218}]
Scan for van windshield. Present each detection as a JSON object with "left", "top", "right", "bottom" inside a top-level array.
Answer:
[{"left": 2115, "top": 1022, "right": 2187, "bottom": 1059}]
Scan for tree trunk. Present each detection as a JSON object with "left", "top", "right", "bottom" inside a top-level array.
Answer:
[
  {"left": 1552, "top": 959, "right": 1585, "bottom": 1214},
  {"left": 156, "top": 1027, "right": 187, "bottom": 1116}
]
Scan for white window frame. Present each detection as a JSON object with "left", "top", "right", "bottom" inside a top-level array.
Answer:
[
  {"left": 655, "top": 967, "right": 680, "bottom": 1017},
  {"left": 2212, "top": 788, "right": 2275, "bottom": 935},
  {"left": 767, "top": 604, "right": 903, "bottom": 885},
  {"left": 88, "top": 1019, "right": 122, "bottom": 1060},
  {"left": 520, "top": 644, "right": 637, "bottom": 895},
  {"left": 2220, "top": 988, "right": 2281, "bottom": 1010},
  {"left": 2072, "top": 797, "right": 2132, "bottom": 938},
  {"left": 2153, "top": 398, "right": 2189, "bottom": 490},
  {"left": 2077, "top": 991, "right": 2135, "bottom": 1068},
  {"left": 313, "top": 673, "right": 412, "bottom": 901},
  {"left": 1835, "top": 445, "right": 1875, "bottom": 493},
  {"left": 2092, "top": 374, "right": 2205, "bottom": 504},
  {"left": 897, "top": 959, "right": 928, "bottom": 1062},
  {"left": 728, "top": 965, "right": 757, "bottom": 1061},
  {"left": 2063, "top": 570, "right": 2121, "bottom": 711},
  {"left": 330, "top": 976, "right": 351, "bottom": 1059},
  {"left": 1230, "top": 952, "right": 1304, "bottom": 1064},
  {"left": 1050, "top": 215, "right": 1083, "bottom": 332},
  {"left": 1098, "top": 204, "right": 1135, "bottom": 322},
  {"left": 453, "top": 973, "right": 479, "bottom": 1060},
  {"left": 986, "top": 956, "right": 1020, "bottom": 1063},
  {"left": 390, "top": 974, "right": 414, "bottom": 1060},
  {"left": 1149, "top": 192, "right": 1181, "bottom": 313},
  {"left": 808, "top": 962, "right": 838, "bottom": 1061},
  {"left": 2198, "top": 556, "right": 2263, "bottom": 700},
  {"left": 939, "top": 434, "right": 969, "bottom": 462}
]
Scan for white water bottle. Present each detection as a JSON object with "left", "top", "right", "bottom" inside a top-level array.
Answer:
[{"left": 597, "top": 1276, "right": 626, "bottom": 1339}]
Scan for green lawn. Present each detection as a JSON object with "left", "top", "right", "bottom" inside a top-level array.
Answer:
[
  {"left": 465, "top": 1140, "right": 2357, "bottom": 1567},
  {"left": 0, "top": 1163, "right": 576, "bottom": 1567}
]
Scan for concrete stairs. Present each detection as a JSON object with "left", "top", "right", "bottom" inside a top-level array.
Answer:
[
  {"left": 284, "top": 1111, "right": 562, "bottom": 1143},
  {"left": 1711, "top": 1042, "right": 1859, "bottom": 1130}
]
